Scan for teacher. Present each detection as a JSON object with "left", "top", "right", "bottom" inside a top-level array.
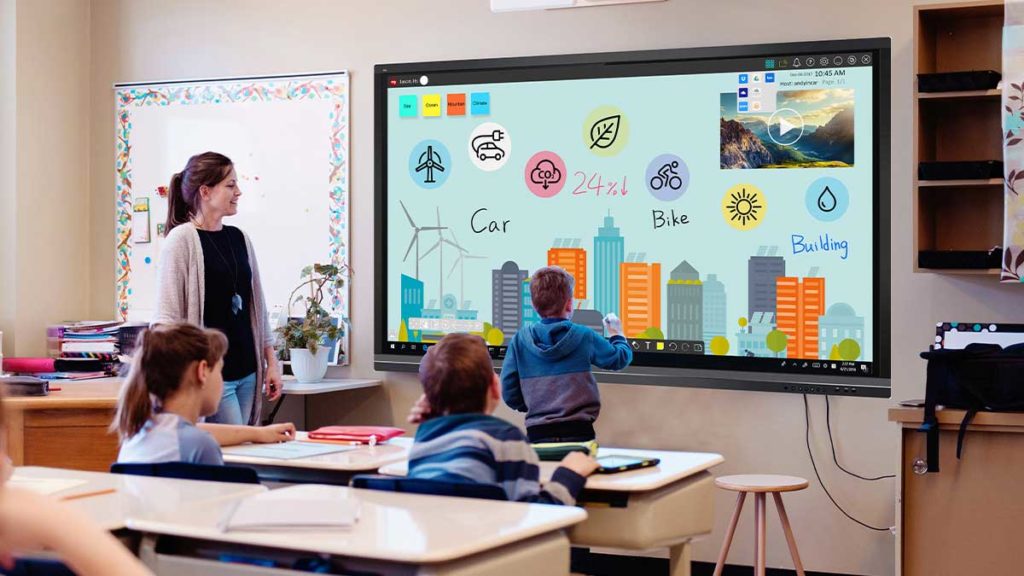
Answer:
[{"left": 154, "top": 151, "right": 282, "bottom": 425}]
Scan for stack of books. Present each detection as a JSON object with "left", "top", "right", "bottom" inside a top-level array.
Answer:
[{"left": 50, "top": 321, "right": 122, "bottom": 361}]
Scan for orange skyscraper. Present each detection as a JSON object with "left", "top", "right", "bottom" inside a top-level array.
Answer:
[
  {"left": 619, "top": 257, "right": 661, "bottom": 338},
  {"left": 547, "top": 239, "right": 587, "bottom": 300},
  {"left": 776, "top": 276, "right": 825, "bottom": 359}
]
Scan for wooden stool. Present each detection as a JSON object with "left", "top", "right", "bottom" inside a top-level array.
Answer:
[{"left": 712, "top": 474, "right": 809, "bottom": 576}]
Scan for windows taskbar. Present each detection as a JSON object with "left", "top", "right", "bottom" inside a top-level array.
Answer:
[{"left": 383, "top": 340, "right": 873, "bottom": 377}]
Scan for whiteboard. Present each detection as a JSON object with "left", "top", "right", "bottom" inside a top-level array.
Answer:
[{"left": 114, "top": 74, "right": 349, "bottom": 362}]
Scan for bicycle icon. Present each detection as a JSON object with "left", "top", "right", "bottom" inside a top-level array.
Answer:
[{"left": 649, "top": 161, "right": 683, "bottom": 191}]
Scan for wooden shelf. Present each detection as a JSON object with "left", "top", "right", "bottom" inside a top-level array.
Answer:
[
  {"left": 914, "top": 1, "right": 1005, "bottom": 275},
  {"left": 917, "top": 89, "right": 1001, "bottom": 100},
  {"left": 917, "top": 178, "right": 1002, "bottom": 187}
]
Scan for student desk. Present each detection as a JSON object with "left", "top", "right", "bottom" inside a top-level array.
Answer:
[
  {"left": 10, "top": 466, "right": 266, "bottom": 532},
  {"left": 890, "top": 407, "right": 1024, "bottom": 576},
  {"left": 222, "top": 432, "right": 410, "bottom": 484},
  {"left": 264, "top": 377, "right": 382, "bottom": 424},
  {"left": 4, "top": 378, "right": 123, "bottom": 471},
  {"left": 127, "top": 485, "right": 588, "bottom": 576},
  {"left": 379, "top": 444, "right": 724, "bottom": 576}
]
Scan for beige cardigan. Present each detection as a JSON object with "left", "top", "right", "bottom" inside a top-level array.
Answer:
[{"left": 153, "top": 222, "right": 274, "bottom": 425}]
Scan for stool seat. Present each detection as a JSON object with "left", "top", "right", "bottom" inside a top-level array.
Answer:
[{"left": 715, "top": 474, "right": 809, "bottom": 493}]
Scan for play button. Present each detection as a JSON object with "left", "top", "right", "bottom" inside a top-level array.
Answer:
[{"left": 767, "top": 108, "right": 804, "bottom": 146}]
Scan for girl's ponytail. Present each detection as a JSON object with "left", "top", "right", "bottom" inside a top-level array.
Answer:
[{"left": 113, "top": 332, "right": 154, "bottom": 440}]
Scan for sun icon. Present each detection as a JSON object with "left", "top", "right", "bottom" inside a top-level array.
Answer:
[{"left": 722, "top": 184, "right": 766, "bottom": 231}]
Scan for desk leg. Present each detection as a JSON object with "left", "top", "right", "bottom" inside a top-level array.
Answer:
[
  {"left": 263, "top": 395, "right": 286, "bottom": 426},
  {"left": 669, "top": 540, "right": 692, "bottom": 576},
  {"left": 7, "top": 409, "right": 24, "bottom": 466}
]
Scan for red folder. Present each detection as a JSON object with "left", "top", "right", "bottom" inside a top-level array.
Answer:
[{"left": 307, "top": 426, "right": 405, "bottom": 444}]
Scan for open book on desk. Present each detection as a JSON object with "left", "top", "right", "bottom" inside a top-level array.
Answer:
[{"left": 220, "top": 484, "right": 360, "bottom": 532}]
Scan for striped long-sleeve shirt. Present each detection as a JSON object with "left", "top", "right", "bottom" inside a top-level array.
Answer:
[{"left": 408, "top": 413, "right": 586, "bottom": 505}]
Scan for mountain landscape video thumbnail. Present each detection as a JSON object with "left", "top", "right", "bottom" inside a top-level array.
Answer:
[{"left": 720, "top": 89, "right": 854, "bottom": 169}]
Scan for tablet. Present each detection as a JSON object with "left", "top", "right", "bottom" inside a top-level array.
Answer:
[{"left": 595, "top": 455, "right": 661, "bottom": 474}]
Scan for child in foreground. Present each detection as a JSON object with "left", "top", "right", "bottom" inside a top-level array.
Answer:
[
  {"left": 0, "top": 395, "right": 152, "bottom": 576},
  {"left": 114, "top": 322, "right": 294, "bottom": 465},
  {"left": 407, "top": 333, "right": 598, "bottom": 505},
  {"left": 501, "top": 266, "right": 633, "bottom": 443}
]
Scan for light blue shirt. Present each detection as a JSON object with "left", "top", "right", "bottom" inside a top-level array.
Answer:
[{"left": 118, "top": 412, "right": 223, "bottom": 465}]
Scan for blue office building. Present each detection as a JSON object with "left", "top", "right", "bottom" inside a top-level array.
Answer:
[
  {"left": 594, "top": 213, "right": 625, "bottom": 318},
  {"left": 400, "top": 274, "right": 424, "bottom": 342}
]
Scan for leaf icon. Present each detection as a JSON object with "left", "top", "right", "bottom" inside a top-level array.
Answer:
[{"left": 589, "top": 115, "right": 621, "bottom": 149}]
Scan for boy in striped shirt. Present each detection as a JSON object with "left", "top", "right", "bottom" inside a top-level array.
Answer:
[{"left": 408, "top": 333, "right": 599, "bottom": 505}]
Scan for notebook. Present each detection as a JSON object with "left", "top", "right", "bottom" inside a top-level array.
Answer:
[{"left": 220, "top": 485, "right": 360, "bottom": 532}]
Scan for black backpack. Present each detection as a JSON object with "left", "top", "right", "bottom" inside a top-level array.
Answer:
[{"left": 918, "top": 343, "right": 1024, "bottom": 473}]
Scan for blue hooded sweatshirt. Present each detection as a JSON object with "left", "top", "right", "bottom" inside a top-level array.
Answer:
[{"left": 500, "top": 318, "right": 633, "bottom": 429}]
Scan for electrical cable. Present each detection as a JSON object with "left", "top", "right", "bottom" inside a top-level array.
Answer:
[
  {"left": 825, "top": 395, "right": 895, "bottom": 481},
  {"left": 803, "top": 394, "right": 892, "bottom": 532}
]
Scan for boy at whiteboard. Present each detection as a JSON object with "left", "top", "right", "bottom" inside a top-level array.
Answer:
[{"left": 501, "top": 266, "right": 633, "bottom": 443}]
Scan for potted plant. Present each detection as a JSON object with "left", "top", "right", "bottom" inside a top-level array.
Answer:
[{"left": 276, "top": 263, "right": 346, "bottom": 383}]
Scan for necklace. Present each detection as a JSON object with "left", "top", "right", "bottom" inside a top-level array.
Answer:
[{"left": 196, "top": 221, "right": 243, "bottom": 316}]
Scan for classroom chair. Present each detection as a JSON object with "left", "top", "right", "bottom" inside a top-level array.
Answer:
[
  {"left": 351, "top": 475, "right": 508, "bottom": 501},
  {"left": 110, "top": 462, "right": 260, "bottom": 485},
  {"left": 712, "top": 474, "right": 809, "bottom": 576}
]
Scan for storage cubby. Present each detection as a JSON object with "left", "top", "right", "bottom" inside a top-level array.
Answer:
[{"left": 914, "top": 1, "right": 1005, "bottom": 274}]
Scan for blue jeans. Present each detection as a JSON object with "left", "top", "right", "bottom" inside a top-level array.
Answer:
[{"left": 207, "top": 372, "right": 257, "bottom": 425}]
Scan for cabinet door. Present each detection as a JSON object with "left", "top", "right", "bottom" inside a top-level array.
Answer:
[{"left": 902, "top": 427, "right": 1024, "bottom": 575}]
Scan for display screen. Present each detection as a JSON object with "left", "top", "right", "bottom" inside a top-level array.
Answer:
[{"left": 375, "top": 39, "right": 891, "bottom": 397}]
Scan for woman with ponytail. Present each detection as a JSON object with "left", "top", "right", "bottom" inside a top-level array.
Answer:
[
  {"left": 157, "top": 152, "right": 283, "bottom": 426},
  {"left": 114, "top": 323, "right": 293, "bottom": 464}
]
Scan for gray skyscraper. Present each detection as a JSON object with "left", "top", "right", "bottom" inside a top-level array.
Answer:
[
  {"left": 748, "top": 246, "right": 786, "bottom": 318},
  {"left": 492, "top": 261, "right": 528, "bottom": 341},
  {"left": 594, "top": 213, "right": 625, "bottom": 318},
  {"left": 702, "top": 273, "right": 727, "bottom": 348},
  {"left": 667, "top": 260, "right": 703, "bottom": 341}
]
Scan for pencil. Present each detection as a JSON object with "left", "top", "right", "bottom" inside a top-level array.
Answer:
[{"left": 61, "top": 488, "right": 116, "bottom": 501}]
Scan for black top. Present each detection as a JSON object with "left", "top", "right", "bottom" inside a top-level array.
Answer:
[{"left": 199, "top": 226, "right": 257, "bottom": 381}]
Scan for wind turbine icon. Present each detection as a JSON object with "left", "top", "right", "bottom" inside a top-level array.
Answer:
[
  {"left": 421, "top": 208, "right": 461, "bottom": 311},
  {"left": 446, "top": 228, "right": 486, "bottom": 310},
  {"left": 415, "top": 145, "right": 445, "bottom": 184},
  {"left": 400, "top": 201, "right": 446, "bottom": 280}
]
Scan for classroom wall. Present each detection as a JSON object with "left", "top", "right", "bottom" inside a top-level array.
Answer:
[
  {"left": 85, "top": 1, "right": 1024, "bottom": 574},
  {"left": 2, "top": 0, "right": 92, "bottom": 357},
  {"left": 0, "top": 0, "right": 15, "bottom": 357}
]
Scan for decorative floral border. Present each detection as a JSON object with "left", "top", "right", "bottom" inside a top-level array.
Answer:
[{"left": 114, "top": 75, "right": 350, "bottom": 318}]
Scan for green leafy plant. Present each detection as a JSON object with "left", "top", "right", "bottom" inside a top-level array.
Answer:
[{"left": 276, "top": 263, "right": 346, "bottom": 356}]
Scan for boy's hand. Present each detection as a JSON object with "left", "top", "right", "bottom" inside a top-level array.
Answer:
[
  {"left": 560, "top": 451, "right": 600, "bottom": 477},
  {"left": 257, "top": 422, "right": 296, "bottom": 443},
  {"left": 407, "top": 393, "right": 433, "bottom": 424},
  {"left": 603, "top": 313, "right": 623, "bottom": 337}
]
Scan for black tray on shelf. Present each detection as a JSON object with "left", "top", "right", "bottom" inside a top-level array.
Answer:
[
  {"left": 918, "top": 160, "right": 1003, "bottom": 181},
  {"left": 918, "top": 70, "right": 1001, "bottom": 92},
  {"left": 918, "top": 249, "right": 1002, "bottom": 270}
]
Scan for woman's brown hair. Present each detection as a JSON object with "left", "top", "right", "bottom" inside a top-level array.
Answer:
[
  {"left": 113, "top": 323, "right": 228, "bottom": 440},
  {"left": 165, "top": 152, "right": 234, "bottom": 233}
]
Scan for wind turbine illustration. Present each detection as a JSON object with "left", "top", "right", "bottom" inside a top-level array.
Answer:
[
  {"left": 400, "top": 201, "right": 446, "bottom": 279},
  {"left": 446, "top": 228, "right": 486, "bottom": 311},
  {"left": 415, "top": 145, "right": 445, "bottom": 184},
  {"left": 421, "top": 207, "right": 462, "bottom": 309}
]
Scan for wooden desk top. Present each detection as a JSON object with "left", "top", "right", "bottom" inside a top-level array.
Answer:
[
  {"left": 127, "top": 483, "right": 587, "bottom": 564},
  {"left": 5, "top": 378, "right": 123, "bottom": 410},
  {"left": 889, "top": 407, "right": 1024, "bottom": 430},
  {"left": 222, "top": 432, "right": 410, "bottom": 472}
]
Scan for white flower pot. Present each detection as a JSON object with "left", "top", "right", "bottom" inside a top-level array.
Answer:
[{"left": 290, "top": 347, "right": 330, "bottom": 383}]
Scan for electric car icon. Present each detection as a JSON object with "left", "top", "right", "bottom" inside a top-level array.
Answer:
[{"left": 471, "top": 129, "right": 506, "bottom": 163}]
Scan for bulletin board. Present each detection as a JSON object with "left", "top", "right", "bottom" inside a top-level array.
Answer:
[{"left": 114, "top": 72, "right": 349, "bottom": 362}]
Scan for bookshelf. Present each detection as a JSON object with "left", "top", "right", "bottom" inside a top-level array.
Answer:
[{"left": 914, "top": 1, "right": 1005, "bottom": 275}]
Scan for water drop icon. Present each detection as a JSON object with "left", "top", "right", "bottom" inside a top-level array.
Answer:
[{"left": 817, "top": 186, "right": 837, "bottom": 213}]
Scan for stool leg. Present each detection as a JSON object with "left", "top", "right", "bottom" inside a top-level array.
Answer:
[
  {"left": 772, "top": 492, "right": 806, "bottom": 576},
  {"left": 712, "top": 492, "right": 747, "bottom": 576},
  {"left": 755, "top": 493, "right": 766, "bottom": 576}
]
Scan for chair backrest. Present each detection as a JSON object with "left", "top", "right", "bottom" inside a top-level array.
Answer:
[
  {"left": 351, "top": 474, "right": 508, "bottom": 501},
  {"left": 110, "top": 462, "right": 260, "bottom": 485}
]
